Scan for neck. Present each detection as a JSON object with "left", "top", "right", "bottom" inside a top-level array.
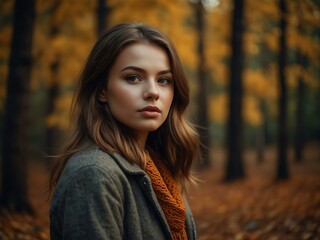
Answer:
[{"left": 136, "top": 132, "right": 149, "bottom": 149}]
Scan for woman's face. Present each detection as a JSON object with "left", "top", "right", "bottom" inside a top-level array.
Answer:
[{"left": 100, "top": 42, "right": 174, "bottom": 144}]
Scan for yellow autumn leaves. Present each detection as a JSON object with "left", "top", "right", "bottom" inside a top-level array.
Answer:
[{"left": 0, "top": 0, "right": 319, "bottom": 130}]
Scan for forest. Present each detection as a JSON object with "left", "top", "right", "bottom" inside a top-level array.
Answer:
[{"left": 0, "top": 0, "right": 319, "bottom": 239}]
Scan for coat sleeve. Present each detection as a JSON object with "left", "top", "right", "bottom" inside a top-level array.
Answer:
[{"left": 51, "top": 165, "right": 124, "bottom": 240}]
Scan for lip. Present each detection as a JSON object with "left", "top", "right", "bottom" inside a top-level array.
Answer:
[
  {"left": 138, "top": 106, "right": 161, "bottom": 118},
  {"left": 138, "top": 106, "right": 161, "bottom": 113}
]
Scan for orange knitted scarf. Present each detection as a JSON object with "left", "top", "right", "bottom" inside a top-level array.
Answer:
[{"left": 144, "top": 153, "right": 187, "bottom": 240}]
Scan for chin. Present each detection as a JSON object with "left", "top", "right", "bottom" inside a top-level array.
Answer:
[
  {"left": 146, "top": 126, "right": 161, "bottom": 132},
  {"left": 140, "top": 125, "right": 161, "bottom": 132}
]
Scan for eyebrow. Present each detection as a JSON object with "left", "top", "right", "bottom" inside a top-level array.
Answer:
[{"left": 120, "top": 66, "right": 172, "bottom": 75}]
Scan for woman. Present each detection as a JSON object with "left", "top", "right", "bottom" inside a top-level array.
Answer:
[{"left": 50, "top": 22, "right": 200, "bottom": 240}]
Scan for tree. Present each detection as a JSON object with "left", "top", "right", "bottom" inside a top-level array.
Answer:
[
  {"left": 38, "top": 0, "right": 96, "bottom": 133},
  {"left": 97, "top": 0, "right": 110, "bottom": 36},
  {"left": 0, "top": 0, "right": 35, "bottom": 213},
  {"left": 224, "top": 0, "right": 245, "bottom": 181},
  {"left": 276, "top": 0, "right": 289, "bottom": 180},
  {"left": 193, "top": 1, "right": 210, "bottom": 167},
  {"left": 256, "top": 100, "right": 267, "bottom": 163},
  {"left": 46, "top": 0, "right": 62, "bottom": 158},
  {"left": 293, "top": 1, "right": 307, "bottom": 163},
  {"left": 294, "top": 51, "right": 306, "bottom": 162}
]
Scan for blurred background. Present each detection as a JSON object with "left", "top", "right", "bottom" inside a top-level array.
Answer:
[{"left": 0, "top": 0, "right": 319, "bottom": 239}]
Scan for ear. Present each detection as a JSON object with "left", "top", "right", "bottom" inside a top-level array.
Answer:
[{"left": 98, "top": 89, "right": 108, "bottom": 103}]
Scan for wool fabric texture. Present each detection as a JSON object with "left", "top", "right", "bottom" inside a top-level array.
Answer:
[{"left": 144, "top": 152, "right": 187, "bottom": 240}]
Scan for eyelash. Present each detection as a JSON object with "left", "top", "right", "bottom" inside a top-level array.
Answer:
[
  {"left": 157, "top": 77, "right": 172, "bottom": 85},
  {"left": 125, "top": 75, "right": 172, "bottom": 85},
  {"left": 125, "top": 75, "right": 140, "bottom": 83}
]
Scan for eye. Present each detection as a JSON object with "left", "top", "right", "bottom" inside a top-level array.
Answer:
[
  {"left": 125, "top": 75, "right": 141, "bottom": 83},
  {"left": 157, "top": 77, "right": 172, "bottom": 85}
]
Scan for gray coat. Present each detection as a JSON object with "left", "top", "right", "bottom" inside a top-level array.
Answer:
[{"left": 50, "top": 145, "right": 197, "bottom": 240}]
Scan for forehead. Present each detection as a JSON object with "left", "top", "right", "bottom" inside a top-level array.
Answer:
[{"left": 111, "top": 42, "right": 171, "bottom": 71}]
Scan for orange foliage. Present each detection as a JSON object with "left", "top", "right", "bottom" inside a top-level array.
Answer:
[
  {"left": 263, "top": 29, "right": 280, "bottom": 52},
  {"left": 108, "top": 0, "right": 197, "bottom": 68},
  {"left": 32, "top": 0, "right": 96, "bottom": 128},
  {"left": 209, "top": 93, "right": 228, "bottom": 123},
  {"left": 244, "top": 0, "right": 279, "bottom": 54},
  {"left": 244, "top": 32, "right": 260, "bottom": 55},
  {"left": 243, "top": 68, "right": 277, "bottom": 99},
  {"left": 286, "top": 0, "right": 320, "bottom": 88},
  {"left": 243, "top": 95, "right": 263, "bottom": 126},
  {"left": 206, "top": 0, "right": 232, "bottom": 85},
  {"left": 0, "top": 0, "right": 319, "bottom": 128},
  {"left": 209, "top": 92, "right": 264, "bottom": 126}
]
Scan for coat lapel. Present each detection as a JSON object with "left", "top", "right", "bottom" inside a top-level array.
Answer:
[{"left": 109, "top": 153, "right": 173, "bottom": 239}]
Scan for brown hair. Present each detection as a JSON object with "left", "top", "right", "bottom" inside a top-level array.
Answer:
[{"left": 50, "top": 22, "right": 199, "bottom": 191}]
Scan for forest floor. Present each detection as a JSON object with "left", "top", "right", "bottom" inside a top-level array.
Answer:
[{"left": 0, "top": 144, "right": 319, "bottom": 240}]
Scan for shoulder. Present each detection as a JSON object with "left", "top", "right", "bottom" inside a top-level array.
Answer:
[
  {"left": 50, "top": 146, "right": 129, "bottom": 238},
  {"left": 52, "top": 145, "right": 145, "bottom": 197},
  {"left": 50, "top": 146, "right": 128, "bottom": 213},
  {"left": 52, "top": 146, "right": 125, "bottom": 202},
  {"left": 64, "top": 146, "right": 116, "bottom": 174},
  {"left": 62, "top": 145, "right": 144, "bottom": 177}
]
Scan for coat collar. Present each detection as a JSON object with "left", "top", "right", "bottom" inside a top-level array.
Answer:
[
  {"left": 86, "top": 142, "right": 145, "bottom": 175},
  {"left": 109, "top": 152, "right": 147, "bottom": 176},
  {"left": 85, "top": 142, "right": 146, "bottom": 175}
]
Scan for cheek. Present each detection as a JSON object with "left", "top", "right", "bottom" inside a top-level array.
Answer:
[{"left": 108, "top": 86, "right": 137, "bottom": 110}]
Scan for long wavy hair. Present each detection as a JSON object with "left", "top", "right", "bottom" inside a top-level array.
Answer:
[{"left": 50, "top": 22, "right": 200, "bottom": 191}]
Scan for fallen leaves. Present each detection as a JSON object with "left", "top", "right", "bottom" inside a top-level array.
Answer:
[
  {"left": 188, "top": 146, "right": 320, "bottom": 240},
  {"left": 0, "top": 146, "right": 319, "bottom": 240},
  {"left": 0, "top": 210, "right": 49, "bottom": 240}
]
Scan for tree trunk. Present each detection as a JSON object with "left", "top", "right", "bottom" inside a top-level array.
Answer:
[
  {"left": 97, "top": 0, "right": 109, "bottom": 36},
  {"left": 46, "top": 0, "right": 62, "bottom": 159},
  {"left": 195, "top": 2, "right": 210, "bottom": 167},
  {"left": 256, "top": 99, "right": 267, "bottom": 163},
  {"left": 0, "top": 0, "right": 35, "bottom": 213},
  {"left": 294, "top": 57, "right": 306, "bottom": 162},
  {"left": 46, "top": 63, "right": 60, "bottom": 158},
  {"left": 255, "top": 40, "right": 271, "bottom": 163},
  {"left": 294, "top": 5, "right": 306, "bottom": 163},
  {"left": 224, "top": 0, "right": 245, "bottom": 181},
  {"left": 276, "top": 0, "right": 289, "bottom": 180}
]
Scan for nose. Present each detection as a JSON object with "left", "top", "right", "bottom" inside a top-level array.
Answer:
[{"left": 143, "top": 80, "right": 159, "bottom": 101}]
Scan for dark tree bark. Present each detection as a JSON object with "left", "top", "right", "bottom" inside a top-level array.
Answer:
[
  {"left": 256, "top": 42, "right": 270, "bottom": 163},
  {"left": 256, "top": 100, "right": 268, "bottom": 163},
  {"left": 46, "top": 0, "right": 62, "bottom": 158},
  {"left": 0, "top": 0, "right": 35, "bottom": 213},
  {"left": 97, "top": 0, "right": 109, "bottom": 36},
  {"left": 276, "top": 0, "right": 289, "bottom": 180},
  {"left": 224, "top": 0, "right": 245, "bottom": 181},
  {"left": 294, "top": 52, "right": 306, "bottom": 162},
  {"left": 46, "top": 67, "right": 60, "bottom": 158},
  {"left": 194, "top": 1, "right": 211, "bottom": 167},
  {"left": 294, "top": 3, "right": 307, "bottom": 163}
]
